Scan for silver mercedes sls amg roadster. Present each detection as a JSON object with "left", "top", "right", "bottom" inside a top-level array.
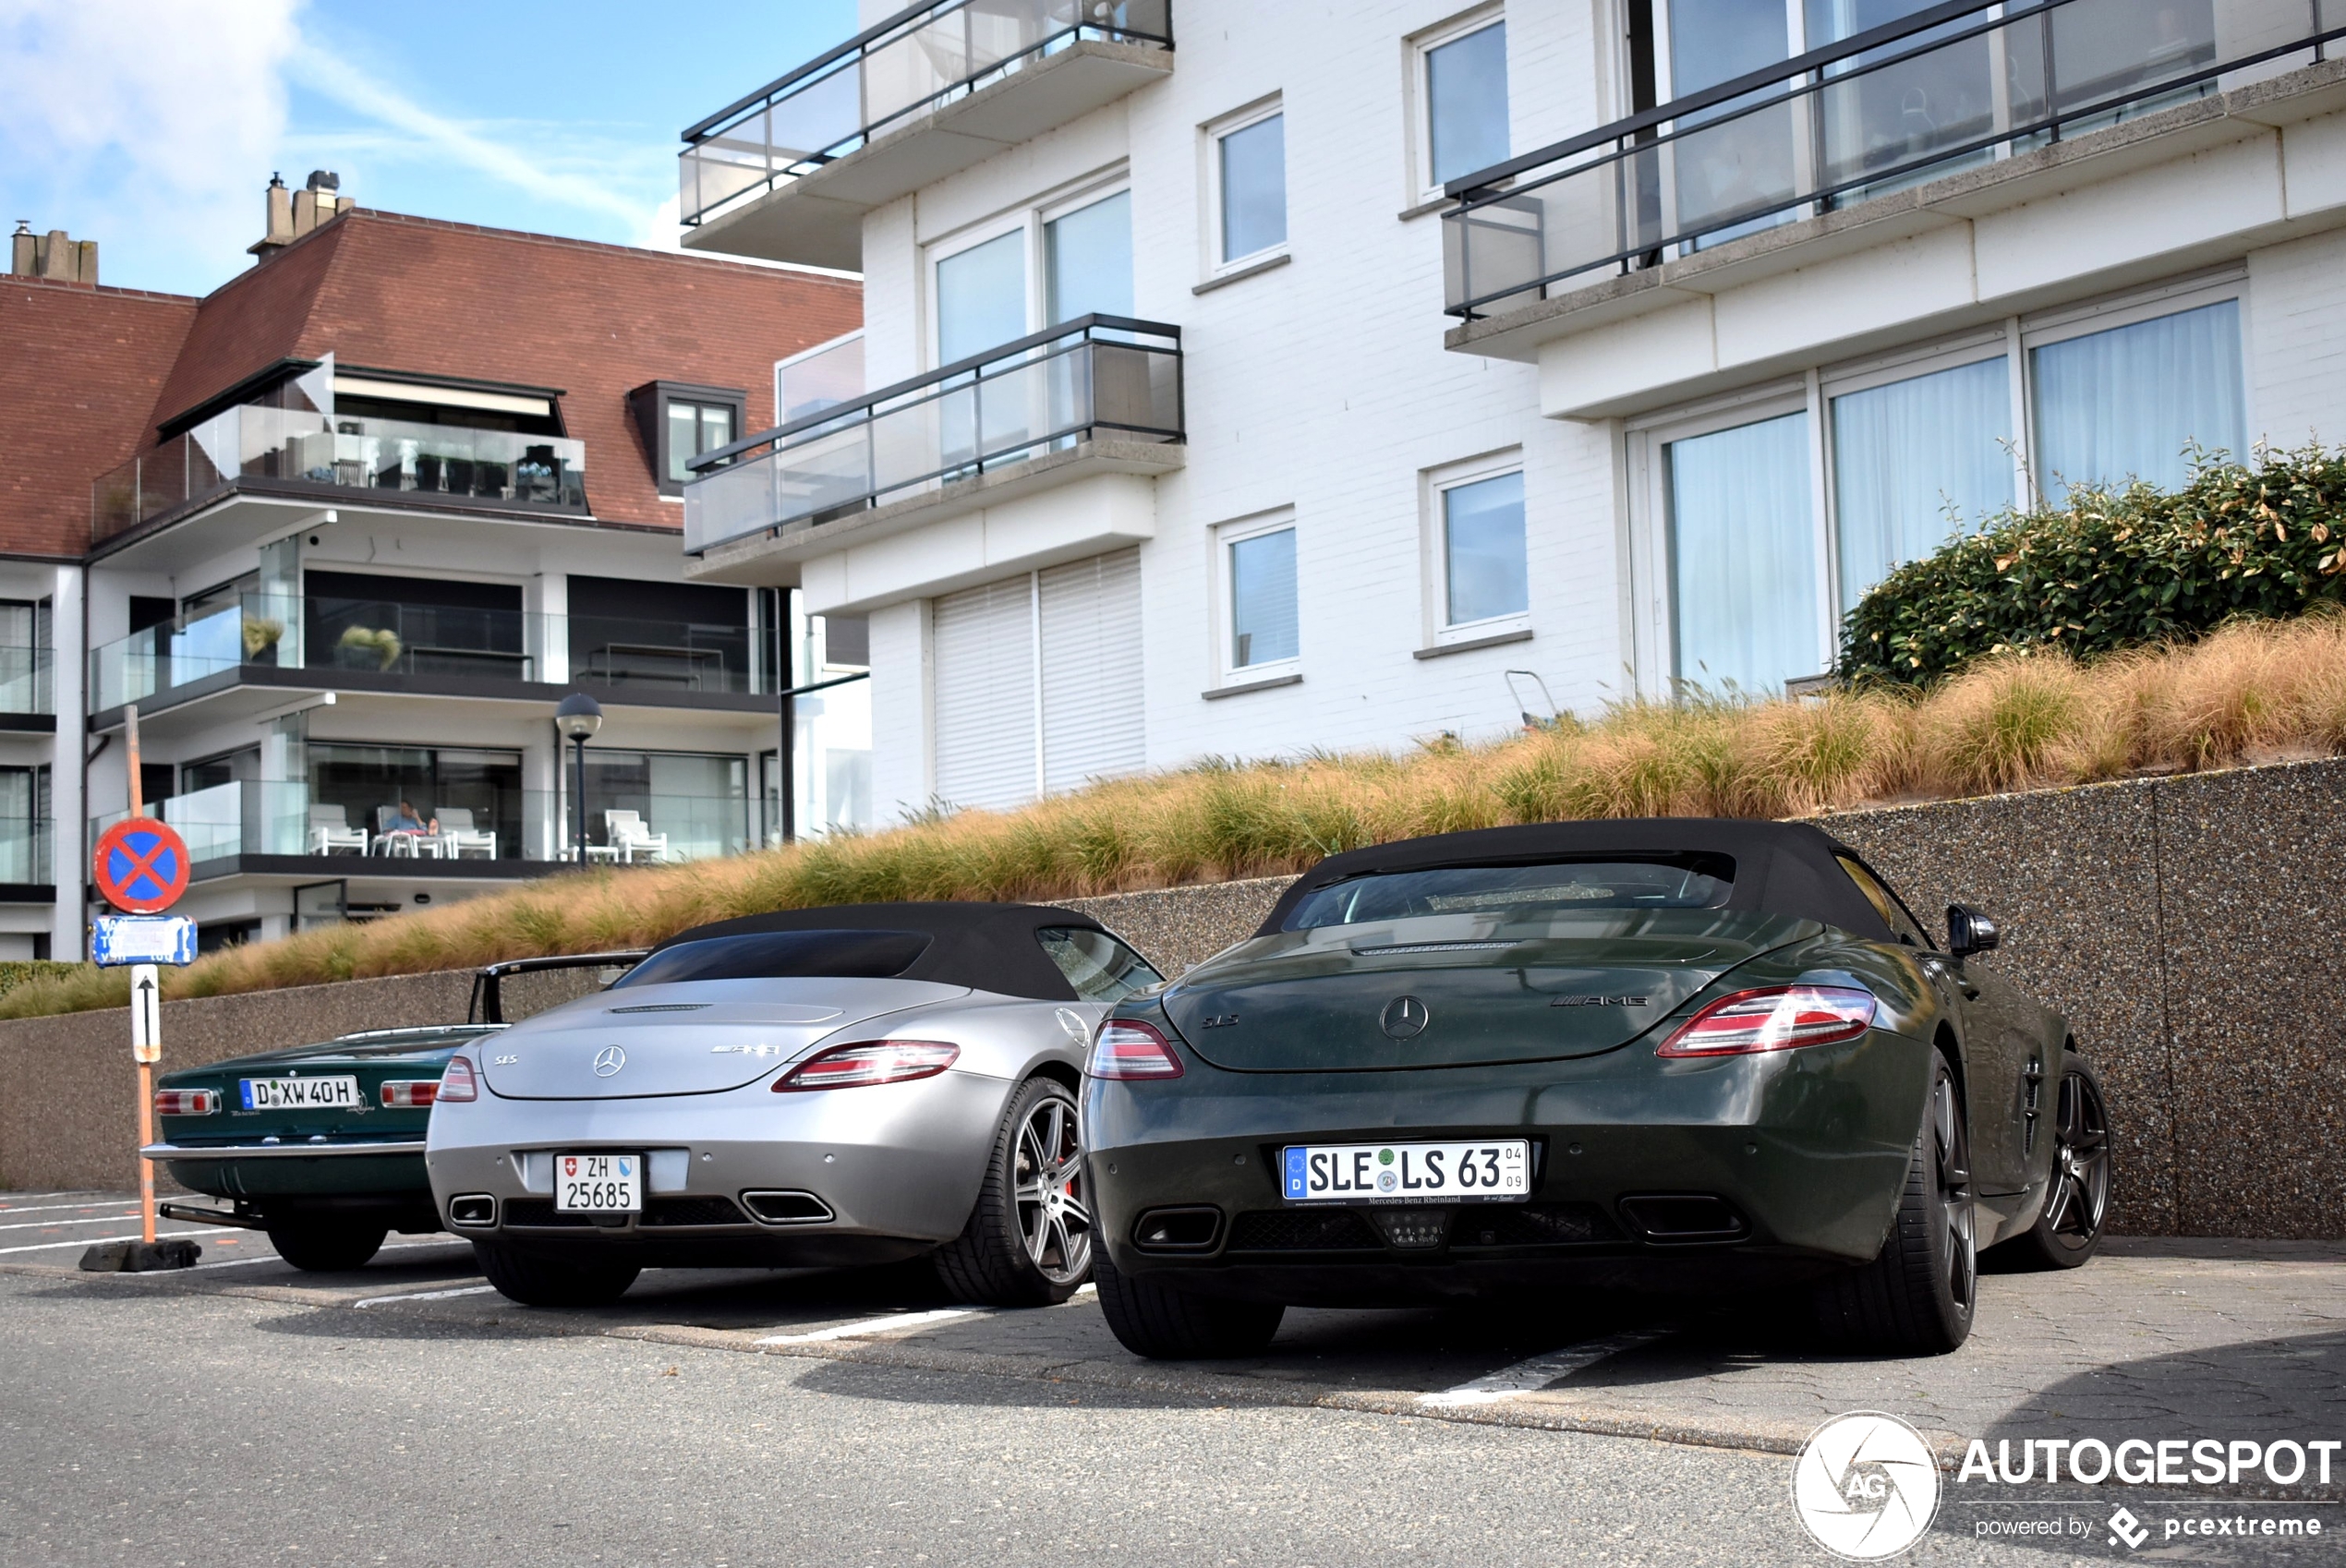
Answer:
[{"left": 425, "top": 904, "right": 1162, "bottom": 1309}]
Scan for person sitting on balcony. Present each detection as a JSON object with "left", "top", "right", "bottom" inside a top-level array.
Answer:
[{"left": 387, "top": 800, "right": 437, "bottom": 836}]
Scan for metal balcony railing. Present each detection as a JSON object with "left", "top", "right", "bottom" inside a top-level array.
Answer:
[
  {"left": 679, "top": 0, "right": 1172, "bottom": 227},
  {"left": 683, "top": 315, "right": 1182, "bottom": 554},
  {"left": 0, "top": 648, "right": 54, "bottom": 716},
  {"left": 92, "top": 405, "right": 587, "bottom": 546},
  {"left": 1443, "top": 0, "right": 2345, "bottom": 320}
]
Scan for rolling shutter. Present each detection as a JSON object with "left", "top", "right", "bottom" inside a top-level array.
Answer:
[
  {"left": 931, "top": 576, "right": 1036, "bottom": 811},
  {"left": 1039, "top": 549, "right": 1144, "bottom": 793}
]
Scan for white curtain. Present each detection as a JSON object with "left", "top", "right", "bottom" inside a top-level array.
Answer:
[
  {"left": 1039, "top": 549, "right": 1145, "bottom": 794},
  {"left": 2032, "top": 299, "right": 2245, "bottom": 506},
  {"left": 931, "top": 575, "right": 1036, "bottom": 811},
  {"left": 1668, "top": 411, "right": 1821, "bottom": 694},
  {"left": 1832, "top": 356, "right": 2013, "bottom": 609}
]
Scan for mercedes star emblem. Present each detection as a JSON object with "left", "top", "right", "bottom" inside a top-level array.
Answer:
[
  {"left": 1380, "top": 995, "right": 1431, "bottom": 1040},
  {"left": 592, "top": 1045, "right": 627, "bottom": 1077}
]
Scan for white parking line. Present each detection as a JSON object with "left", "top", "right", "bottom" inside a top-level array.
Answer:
[
  {"left": 755, "top": 1307, "right": 990, "bottom": 1345},
  {"left": 0, "top": 1190, "right": 109, "bottom": 1202},
  {"left": 0, "top": 1200, "right": 143, "bottom": 1216},
  {"left": 1418, "top": 1330, "right": 1668, "bottom": 1408},
  {"left": 354, "top": 1284, "right": 500, "bottom": 1309},
  {"left": 0, "top": 1212, "right": 137, "bottom": 1233},
  {"left": 186, "top": 1240, "right": 475, "bottom": 1272},
  {"left": 0, "top": 1230, "right": 212, "bottom": 1257}
]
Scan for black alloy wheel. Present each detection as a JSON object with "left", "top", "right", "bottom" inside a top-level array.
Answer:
[
  {"left": 1813, "top": 1054, "right": 1977, "bottom": 1354},
  {"left": 1992, "top": 1055, "right": 2112, "bottom": 1270}
]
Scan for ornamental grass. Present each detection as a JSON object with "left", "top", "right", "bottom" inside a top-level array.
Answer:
[{"left": 8, "top": 611, "right": 2346, "bottom": 1022}]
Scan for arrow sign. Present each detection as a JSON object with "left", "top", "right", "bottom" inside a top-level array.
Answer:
[{"left": 130, "top": 964, "right": 161, "bottom": 1065}]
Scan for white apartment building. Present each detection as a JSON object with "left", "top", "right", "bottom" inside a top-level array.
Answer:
[{"left": 676, "top": 0, "right": 2346, "bottom": 818}]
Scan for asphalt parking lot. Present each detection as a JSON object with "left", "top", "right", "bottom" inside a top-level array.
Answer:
[{"left": 6, "top": 1192, "right": 2344, "bottom": 1565}]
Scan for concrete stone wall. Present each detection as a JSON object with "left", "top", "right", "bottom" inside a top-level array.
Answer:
[{"left": 6, "top": 758, "right": 2340, "bottom": 1235}]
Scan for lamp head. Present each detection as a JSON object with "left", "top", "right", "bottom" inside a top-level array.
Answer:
[{"left": 555, "top": 692, "right": 603, "bottom": 742}]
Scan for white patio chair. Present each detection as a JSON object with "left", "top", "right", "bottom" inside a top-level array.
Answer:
[
  {"left": 603, "top": 809, "right": 669, "bottom": 863},
  {"left": 309, "top": 803, "right": 365, "bottom": 855},
  {"left": 435, "top": 806, "right": 497, "bottom": 860}
]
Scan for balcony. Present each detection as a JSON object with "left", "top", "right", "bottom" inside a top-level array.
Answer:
[
  {"left": 92, "top": 404, "right": 586, "bottom": 549},
  {"left": 679, "top": 0, "right": 1172, "bottom": 268},
  {"left": 1443, "top": 0, "right": 2346, "bottom": 361},
  {"left": 683, "top": 316, "right": 1182, "bottom": 590},
  {"left": 90, "top": 595, "right": 779, "bottom": 720},
  {"left": 0, "top": 817, "right": 53, "bottom": 895},
  {"left": 0, "top": 647, "right": 54, "bottom": 730},
  {"left": 94, "top": 785, "right": 752, "bottom": 882}
]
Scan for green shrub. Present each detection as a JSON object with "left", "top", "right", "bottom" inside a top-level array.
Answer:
[
  {"left": 0, "top": 960, "right": 87, "bottom": 999},
  {"left": 1839, "top": 444, "right": 2346, "bottom": 685}
]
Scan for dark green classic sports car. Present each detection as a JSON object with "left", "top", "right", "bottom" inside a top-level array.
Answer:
[
  {"left": 147, "top": 953, "right": 639, "bottom": 1270},
  {"left": 1082, "top": 820, "right": 2111, "bottom": 1358}
]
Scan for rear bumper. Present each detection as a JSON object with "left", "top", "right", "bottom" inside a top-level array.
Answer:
[
  {"left": 1083, "top": 1027, "right": 1933, "bottom": 1301},
  {"left": 423, "top": 1068, "right": 1009, "bottom": 1261}
]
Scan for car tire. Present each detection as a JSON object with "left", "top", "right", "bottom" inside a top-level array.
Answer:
[
  {"left": 471, "top": 1240, "right": 640, "bottom": 1308},
  {"left": 266, "top": 1224, "right": 386, "bottom": 1272},
  {"left": 1985, "top": 1054, "right": 2112, "bottom": 1272},
  {"left": 935, "top": 1076, "right": 1094, "bottom": 1308},
  {"left": 1093, "top": 1247, "right": 1285, "bottom": 1359},
  {"left": 1813, "top": 1053, "right": 1977, "bottom": 1355}
]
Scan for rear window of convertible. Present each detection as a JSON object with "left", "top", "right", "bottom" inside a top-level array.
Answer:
[
  {"left": 1281, "top": 856, "right": 1735, "bottom": 930},
  {"left": 613, "top": 929, "right": 931, "bottom": 986}
]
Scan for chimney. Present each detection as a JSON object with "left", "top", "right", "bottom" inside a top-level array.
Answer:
[
  {"left": 250, "top": 171, "right": 353, "bottom": 259},
  {"left": 9, "top": 221, "right": 98, "bottom": 284}
]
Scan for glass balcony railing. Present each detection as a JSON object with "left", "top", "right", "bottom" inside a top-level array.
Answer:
[
  {"left": 680, "top": 0, "right": 1171, "bottom": 227},
  {"left": 94, "top": 787, "right": 754, "bottom": 871},
  {"left": 90, "top": 596, "right": 776, "bottom": 711},
  {"left": 91, "top": 404, "right": 587, "bottom": 544},
  {"left": 0, "top": 647, "right": 54, "bottom": 716},
  {"left": 1444, "top": 0, "right": 2345, "bottom": 319},
  {"left": 683, "top": 315, "right": 1181, "bottom": 554},
  {"left": 0, "top": 818, "right": 53, "bottom": 885}
]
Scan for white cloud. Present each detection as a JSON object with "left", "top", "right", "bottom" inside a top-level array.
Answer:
[{"left": 0, "top": 0, "right": 302, "bottom": 288}]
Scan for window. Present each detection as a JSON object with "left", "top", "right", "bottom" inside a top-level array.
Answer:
[
  {"left": 2031, "top": 298, "right": 2244, "bottom": 506},
  {"left": 1437, "top": 466, "right": 1528, "bottom": 629},
  {"left": 1663, "top": 407, "right": 1823, "bottom": 694},
  {"left": 1836, "top": 855, "right": 1931, "bottom": 947},
  {"left": 628, "top": 380, "right": 747, "bottom": 497},
  {"left": 1420, "top": 14, "right": 1509, "bottom": 195},
  {"left": 1223, "top": 521, "right": 1299, "bottom": 673},
  {"left": 1631, "top": 276, "right": 2248, "bottom": 695},
  {"left": 937, "top": 229, "right": 1029, "bottom": 364},
  {"left": 1213, "top": 104, "right": 1287, "bottom": 267},
  {"left": 1037, "top": 927, "right": 1164, "bottom": 1003},
  {"left": 1045, "top": 190, "right": 1133, "bottom": 323},
  {"left": 1283, "top": 857, "right": 1736, "bottom": 930}
]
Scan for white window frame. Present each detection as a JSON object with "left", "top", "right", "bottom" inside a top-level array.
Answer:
[
  {"left": 1422, "top": 448, "right": 1529, "bottom": 645},
  {"left": 1212, "top": 508, "right": 1300, "bottom": 684},
  {"left": 1202, "top": 95, "right": 1288, "bottom": 281},
  {"left": 1407, "top": 5, "right": 1506, "bottom": 209},
  {"left": 1621, "top": 270, "right": 2255, "bottom": 694},
  {"left": 924, "top": 169, "right": 1131, "bottom": 370}
]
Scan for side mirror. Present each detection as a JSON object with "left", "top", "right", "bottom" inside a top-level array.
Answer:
[{"left": 1947, "top": 903, "right": 2000, "bottom": 959}]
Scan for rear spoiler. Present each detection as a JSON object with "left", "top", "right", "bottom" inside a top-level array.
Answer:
[{"left": 468, "top": 950, "right": 650, "bottom": 1025}]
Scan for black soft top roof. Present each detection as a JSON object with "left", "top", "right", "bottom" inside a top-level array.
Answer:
[
  {"left": 1257, "top": 819, "right": 1896, "bottom": 940},
  {"left": 652, "top": 901, "right": 1107, "bottom": 1001}
]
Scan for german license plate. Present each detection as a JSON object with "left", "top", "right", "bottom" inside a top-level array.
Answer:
[
  {"left": 555, "top": 1152, "right": 641, "bottom": 1212},
  {"left": 237, "top": 1075, "right": 360, "bottom": 1111},
  {"left": 1282, "top": 1140, "right": 1530, "bottom": 1203}
]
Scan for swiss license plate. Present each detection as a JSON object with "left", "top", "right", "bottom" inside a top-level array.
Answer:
[
  {"left": 555, "top": 1152, "right": 642, "bottom": 1212},
  {"left": 1282, "top": 1140, "right": 1530, "bottom": 1204},
  {"left": 238, "top": 1075, "right": 360, "bottom": 1111}
]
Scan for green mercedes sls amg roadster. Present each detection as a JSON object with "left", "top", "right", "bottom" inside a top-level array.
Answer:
[{"left": 1082, "top": 820, "right": 2110, "bottom": 1358}]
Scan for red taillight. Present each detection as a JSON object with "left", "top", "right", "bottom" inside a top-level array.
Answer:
[
  {"left": 153, "top": 1088, "right": 218, "bottom": 1116},
  {"left": 1657, "top": 985, "right": 1878, "bottom": 1057},
  {"left": 437, "top": 1057, "right": 479, "bottom": 1103},
  {"left": 380, "top": 1080, "right": 440, "bottom": 1109},
  {"left": 1086, "top": 1019, "right": 1185, "bottom": 1080},
  {"left": 774, "top": 1041, "right": 960, "bottom": 1092}
]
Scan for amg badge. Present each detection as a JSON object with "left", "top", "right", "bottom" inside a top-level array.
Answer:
[{"left": 1550, "top": 995, "right": 1651, "bottom": 1007}]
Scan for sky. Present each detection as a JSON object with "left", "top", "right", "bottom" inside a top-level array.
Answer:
[{"left": 0, "top": 0, "right": 861, "bottom": 297}]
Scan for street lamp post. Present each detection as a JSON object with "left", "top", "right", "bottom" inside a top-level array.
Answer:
[{"left": 554, "top": 693, "right": 602, "bottom": 865}]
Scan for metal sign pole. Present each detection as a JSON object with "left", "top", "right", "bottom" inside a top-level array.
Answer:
[{"left": 124, "top": 703, "right": 157, "bottom": 1248}]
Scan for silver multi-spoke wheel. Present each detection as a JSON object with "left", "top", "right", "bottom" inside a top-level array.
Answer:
[{"left": 1013, "top": 1095, "right": 1092, "bottom": 1285}]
